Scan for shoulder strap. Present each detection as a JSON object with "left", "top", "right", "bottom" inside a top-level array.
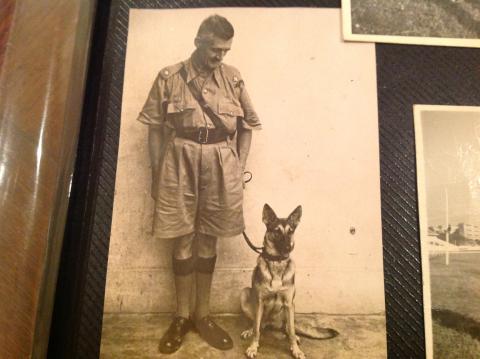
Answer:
[
  {"left": 179, "top": 66, "right": 228, "bottom": 132},
  {"left": 159, "top": 63, "right": 183, "bottom": 80}
]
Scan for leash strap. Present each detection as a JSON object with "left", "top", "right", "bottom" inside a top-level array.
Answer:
[
  {"left": 242, "top": 231, "right": 263, "bottom": 254},
  {"left": 243, "top": 171, "right": 252, "bottom": 184},
  {"left": 242, "top": 231, "right": 287, "bottom": 261}
]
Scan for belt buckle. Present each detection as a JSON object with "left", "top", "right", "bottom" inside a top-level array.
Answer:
[{"left": 198, "top": 127, "right": 209, "bottom": 144}]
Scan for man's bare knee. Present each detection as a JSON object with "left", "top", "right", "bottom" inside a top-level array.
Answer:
[
  {"left": 196, "top": 233, "right": 217, "bottom": 258},
  {"left": 173, "top": 233, "right": 195, "bottom": 259}
]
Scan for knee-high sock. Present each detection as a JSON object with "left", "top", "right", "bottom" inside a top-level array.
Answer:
[
  {"left": 194, "top": 255, "right": 217, "bottom": 321},
  {"left": 172, "top": 256, "right": 195, "bottom": 318}
]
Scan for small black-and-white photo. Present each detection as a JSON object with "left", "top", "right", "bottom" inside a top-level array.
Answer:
[
  {"left": 342, "top": 0, "right": 480, "bottom": 48},
  {"left": 415, "top": 104, "right": 480, "bottom": 359}
]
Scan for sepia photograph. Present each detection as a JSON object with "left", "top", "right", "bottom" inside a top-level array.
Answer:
[
  {"left": 415, "top": 105, "right": 480, "bottom": 359},
  {"left": 342, "top": 0, "right": 480, "bottom": 48},
  {"left": 100, "top": 8, "right": 387, "bottom": 358}
]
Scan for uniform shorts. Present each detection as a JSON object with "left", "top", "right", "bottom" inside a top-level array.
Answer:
[{"left": 153, "top": 136, "right": 245, "bottom": 238}]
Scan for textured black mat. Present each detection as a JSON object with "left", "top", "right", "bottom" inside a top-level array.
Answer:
[
  {"left": 48, "top": 1, "right": 480, "bottom": 358},
  {"left": 376, "top": 44, "right": 480, "bottom": 358}
]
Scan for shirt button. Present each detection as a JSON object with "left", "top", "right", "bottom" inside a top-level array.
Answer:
[{"left": 203, "top": 89, "right": 208, "bottom": 94}]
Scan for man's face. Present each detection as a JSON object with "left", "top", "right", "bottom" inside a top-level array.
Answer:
[{"left": 197, "top": 35, "right": 233, "bottom": 71}]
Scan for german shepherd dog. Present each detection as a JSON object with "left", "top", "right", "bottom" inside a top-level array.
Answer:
[{"left": 240, "top": 204, "right": 337, "bottom": 358}]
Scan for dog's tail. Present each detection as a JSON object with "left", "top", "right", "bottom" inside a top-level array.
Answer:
[{"left": 294, "top": 325, "right": 339, "bottom": 340}]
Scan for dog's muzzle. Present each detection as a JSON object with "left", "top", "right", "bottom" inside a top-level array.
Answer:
[{"left": 278, "top": 241, "right": 293, "bottom": 255}]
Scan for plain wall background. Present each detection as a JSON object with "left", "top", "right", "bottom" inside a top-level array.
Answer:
[{"left": 103, "top": 8, "right": 385, "bottom": 315}]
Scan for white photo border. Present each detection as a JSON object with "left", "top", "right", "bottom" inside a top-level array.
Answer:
[
  {"left": 414, "top": 104, "right": 480, "bottom": 359},
  {"left": 342, "top": 1, "right": 480, "bottom": 49}
]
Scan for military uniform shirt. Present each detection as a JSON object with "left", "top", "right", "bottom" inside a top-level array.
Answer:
[{"left": 137, "top": 58, "right": 262, "bottom": 134}]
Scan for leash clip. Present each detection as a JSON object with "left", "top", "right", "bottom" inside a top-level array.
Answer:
[{"left": 243, "top": 171, "right": 252, "bottom": 184}]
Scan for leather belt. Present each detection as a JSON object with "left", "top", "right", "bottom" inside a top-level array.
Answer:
[{"left": 175, "top": 127, "right": 234, "bottom": 144}]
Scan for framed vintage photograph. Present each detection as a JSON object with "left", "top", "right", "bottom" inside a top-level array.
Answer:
[
  {"left": 99, "top": 7, "right": 386, "bottom": 359},
  {"left": 414, "top": 105, "right": 480, "bottom": 359},
  {"left": 342, "top": 0, "right": 480, "bottom": 48},
  {"left": 46, "top": 1, "right": 480, "bottom": 359}
]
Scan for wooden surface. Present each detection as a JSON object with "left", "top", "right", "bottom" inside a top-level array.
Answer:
[
  {"left": 0, "top": 1, "right": 95, "bottom": 358},
  {"left": 0, "top": 0, "right": 15, "bottom": 70}
]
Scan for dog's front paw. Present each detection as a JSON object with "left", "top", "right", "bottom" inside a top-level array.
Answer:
[
  {"left": 290, "top": 345, "right": 306, "bottom": 359},
  {"left": 283, "top": 333, "right": 300, "bottom": 344},
  {"left": 241, "top": 328, "right": 254, "bottom": 340},
  {"left": 245, "top": 343, "right": 258, "bottom": 358}
]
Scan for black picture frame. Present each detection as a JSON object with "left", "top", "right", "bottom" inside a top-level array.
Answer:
[{"left": 48, "top": 1, "right": 480, "bottom": 358}]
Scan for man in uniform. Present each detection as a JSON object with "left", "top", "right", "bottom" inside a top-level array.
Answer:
[{"left": 137, "top": 15, "right": 261, "bottom": 354}]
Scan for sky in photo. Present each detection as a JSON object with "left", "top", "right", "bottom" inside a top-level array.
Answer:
[{"left": 421, "top": 110, "right": 480, "bottom": 229}]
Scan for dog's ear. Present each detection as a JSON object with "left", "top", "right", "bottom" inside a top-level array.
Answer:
[
  {"left": 263, "top": 203, "right": 278, "bottom": 226},
  {"left": 287, "top": 205, "right": 302, "bottom": 228}
]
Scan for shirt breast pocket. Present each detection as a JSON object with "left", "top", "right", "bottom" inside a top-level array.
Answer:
[
  {"left": 218, "top": 101, "right": 244, "bottom": 118},
  {"left": 166, "top": 102, "right": 197, "bottom": 129}
]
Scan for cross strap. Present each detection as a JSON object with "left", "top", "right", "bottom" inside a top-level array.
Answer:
[{"left": 179, "top": 66, "right": 229, "bottom": 133}]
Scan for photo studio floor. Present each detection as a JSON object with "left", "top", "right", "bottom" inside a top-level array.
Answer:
[{"left": 100, "top": 313, "right": 386, "bottom": 358}]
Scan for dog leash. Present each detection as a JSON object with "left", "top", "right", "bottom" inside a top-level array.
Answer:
[
  {"left": 241, "top": 171, "right": 263, "bottom": 254},
  {"left": 243, "top": 171, "right": 252, "bottom": 184},
  {"left": 241, "top": 171, "right": 287, "bottom": 262},
  {"left": 243, "top": 231, "right": 289, "bottom": 261},
  {"left": 242, "top": 230, "right": 263, "bottom": 254}
]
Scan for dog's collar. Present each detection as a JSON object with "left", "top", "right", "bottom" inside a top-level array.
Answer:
[{"left": 261, "top": 251, "right": 289, "bottom": 262}]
